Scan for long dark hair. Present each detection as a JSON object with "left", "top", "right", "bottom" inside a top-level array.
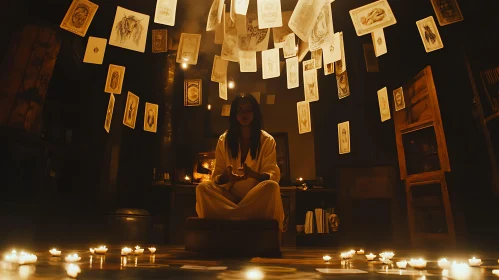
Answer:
[{"left": 226, "top": 93, "right": 262, "bottom": 163}]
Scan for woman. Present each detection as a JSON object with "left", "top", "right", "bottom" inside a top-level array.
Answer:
[{"left": 196, "top": 93, "right": 284, "bottom": 230}]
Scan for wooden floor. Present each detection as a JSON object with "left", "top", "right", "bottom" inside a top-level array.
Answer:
[{"left": 0, "top": 246, "right": 498, "bottom": 279}]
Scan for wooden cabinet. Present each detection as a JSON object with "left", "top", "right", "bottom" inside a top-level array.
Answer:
[{"left": 394, "top": 66, "right": 458, "bottom": 248}]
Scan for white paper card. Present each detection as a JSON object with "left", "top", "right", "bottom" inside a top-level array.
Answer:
[
  {"left": 221, "top": 12, "right": 239, "bottom": 62},
  {"left": 372, "top": 28, "right": 387, "bottom": 57},
  {"left": 238, "top": 14, "right": 270, "bottom": 51},
  {"left": 338, "top": 121, "right": 350, "bottom": 154},
  {"left": 154, "top": 0, "right": 177, "bottom": 26},
  {"left": 104, "top": 93, "right": 115, "bottom": 133},
  {"left": 416, "top": 16, "right": 444, "bottom": 53},
  {"left": 289, "top": 0, "right": 328, "bottom": 42},
  {"left": 234, "top": 0, "right": 249, "bottom": 15},
  {"left": 109, "top": 6, "right": 150, "bottom": 53},
  {"left": 303, "top": 70, "right": 319, "bottom": 102},
  {"left": 273, "top": 11, "right": 293, "bottom": 48},
  {"left": 322, "top": 32, "right": 341, "bottom": 65},
  {"left": 262, "top": 48, "right": 280, "bottom": 79},
  {"left": 309, "top": 3, "right": 334, "bottom": 51},
  {"left": 297, "top": 101, "right": 312, "bottom": 134},
  {"left": 286, "top": 56, "right": 299, "bottom": 89},
  {"left": 83, "top": 37, "right": 107, "bottom": 64},
  {"left": 144, "top": 102, "right": 159, "bottom": 133},
  {"left": 283, "top": 34, "right": 297, "bottom": 58},
  {"left": 211, "top": 55, "right": 228, "bottom": 83},
  {"left": 219, "top": 81, "right": 228, "bottom": 100},
  {"left": 378, "top": 87, "right": 391, "bottom": 122},
  {"left": 335, "top": 31, "right": 346, "bottom": 74},
  {"left": 176, "top": 33, "right": 202, "bottom": 65},
  {"left": 123, "top": 91, "right": 139, "bottom": 129},
  {"left": 257, "top": 0, "right": 283, "bottom": 29},
  {"left": 312, "top": 49, "right": 322, "bottom": 69},
  {"left": 239, "top": 50, "right": 257, "bottom": 72},
  {"left": 214, "top": 5, "right": 226, "bottom": 44}
]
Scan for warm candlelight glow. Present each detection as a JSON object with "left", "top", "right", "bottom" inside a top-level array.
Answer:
[
  {"left": 4, "top": 250, "right": 37, "bottom": 265},
  {"left": 468, "top": 257, "right": 482, "bottom": 267},
  {"left": 65, "top": 254, "right": 81, "bottom": 263},
  {"left": 49, "top": 248, "right": 61, "bottom": 257},
  {"left": 89, "top": 248, "right": 95, "bottom": 254},
  {"left": 95, "top": 245, "right": 108, "bottom": 254},
  {"left": 408, "top": 258, "right": 427, "bottom": 269},
  {"left": 492, "top": 269, "right": 499, "bottom": 276},
  {"left": 134, "top": 246, "right": 144, "bottom": 255},
  {"left": 357, "top": 249, "right": 365, "bottom": 254},
  {"left": 438, "top": 258, "right": 450, "bottom": 268},
  {"left": 298, "top": 177, "right": 303, "bottom": 181},
  {"left": 380, "top": 257, "right": 391, "bottom": 264},
  {"left": 148, "top": 247, "right": 156, "bottom": 254},
  {"left": 379, "top": 252, "right": 395, "bottom": 259},
  {"left": 366, "top": 253, "right": 376, "bottom": 261},
  {"left": 323, "top": 255, "right": 331, "bottom": 262},
  {"left": 228, "top": 80, "right": 235, "bottom": 89},
  {"left": 65, "top": 263, "right": 81, "bottom": 278},
  {"left": 184, "top": 175, "right": 191, "bottom": 181},
  {"left": 181, "top": 63, "right": 188, "bottom": 69},
  {"left": 451, "top": 262, "right": 470, "bottom": 278},
  {"left": 207, "top": 104, "right": 212, "bottom": 110},
  {"left": 340, "top": 251, "right": 353, "bottom": 259},
  {"left": 396, "top": 260, "right": 408, "bottom": 269},
  {"left": 121, "top": 247, "right": 132, "bottom": 256},
  {"left": 245, "top": 268, "right": 264, "bottom": 280}
]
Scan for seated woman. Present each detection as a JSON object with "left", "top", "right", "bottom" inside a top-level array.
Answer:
[{"left": 196, "top": 93, "right": 284, "bottom": 230}]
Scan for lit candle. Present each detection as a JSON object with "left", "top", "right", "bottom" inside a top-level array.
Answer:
[
  {"left": 492, "top": 269, "right": 499, "bottom": 276},
  {"left": 89, "top": 248, "right": 95, "bottom": 254},
  {"left": 298, "top": 177, "right": 303, "bottom": 182},
  {"left": 134, "top": 246, "right": 144, "bottom": 255},
  {"left": 340, "top": 252, "right": 353, "bottom": 259},
  {"left": 357, "top": 249, "right": 365, "bottom": 255},
  {"left": 245, "top": 268, "right": 264, "bottom": 280},
  {"left": 451, "top": 262, "right": 470, "bottom": 278},
  {"left": 366, "top": 253, "right": 376, "bottom": 261},
  {"left": 95, "top": 246, "right": 108, "bottom": 254},
  {"left": 17, "top": 252, "right": 37, "bottom": 265},
  {"left": 184, "top": 175, "right": 191, "bottom": 182},
  {"left": 66, "top": 264, "right": 81, "bottom": 278},
  {"left": 349, "top": 249, "right": 356, "bottom": 255},
  {"left": 121, "top": 247, "right": 132, "bottom": 256},
  {"left": 438, "top": 258, "right": 450, "bottom": 268},
  {"left": 396, "top": 260, "right": 408, "bottom": 269},
  {"left": 468, "top": 257, "right": 482, "bottom": 267},
  {"left": 379, "top": 252, "right": 395, "bottom": 259},
  {"left": 323, "top": 255, "right": 331, "bottom": 262},
  {"left": 49, "top": 248, "right": 61, "bottom": 257},
  {"left": 181, "top": 63, "right": 188, "bottom": 69},
  {"left": 65, "top": 254, "right": 81, "bottom": 263},
  {"left": 408, "top": 258, "right": 427, "bottom": 269},
  {"left": 380, "top": 257, "right": 391, "bottom": 264},
  {"left": 148, "top": 247, "right": 156, "bottom": 254}
]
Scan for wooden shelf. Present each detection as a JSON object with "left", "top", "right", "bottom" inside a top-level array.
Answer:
[
  {"left": 400, "top": 119, "right": 434, "bottom": 134},
  {"left": 410, "top": 89, "right": 429, "bottom": 105}
]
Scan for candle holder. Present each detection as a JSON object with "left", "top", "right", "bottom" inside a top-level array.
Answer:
[
  {"left": 396, "top": 260, "right": 408, "bottom": 269},
  {"left": 121, "top": 247, "right": 132, "bottom": 256},
  {"left": 366, "top": 253, "right": 376, "bottom": 261},
  {"left": 148, "top": 247, "right": 156, "bottom": 254},
  {"left": 134, "top": 246, "right": 144, "bottom": 255}
]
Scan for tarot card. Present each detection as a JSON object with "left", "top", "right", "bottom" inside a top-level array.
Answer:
[
  {"left": 262, "top": 48, "right": 280, "bottom": 79},
  {"left": 371, "top": 28, "right": 387, "bottom": 57},
  {"left": 109, "top": 6, "right": 150, "bottom": 53},
  {"left": 289, "top": 0, "right": 328, "bottom": 42},
  {"left": 221, "top": 12, "right": 240, "bottom": 62},
  {"left": 309, "top": 3, "right": 334, "bottom": 51},
  {"left": 335, "top": 32, "right": 346, "bottom": 74},
  {"left": 104, "top": 64, "right": 125, "bottom": 94},
  {"left": 214, "top": 5, "right": 226, "bottom": 44},
  {"left": 152, "top": 29, "right": 168, "bottom": 53},
  {"left": 303, "top": 59, "right": 315, "bottom": 72},
  {"left": 83, "top": 36, "right": 107, "bottom": 64},
  {"left": 393, "top": 87, "right": 405, "bottom": 111},
  {"left": 104, "top": 93, "right": 115, "bottom": 133},
  {"left": 363, "top": 43, "right": 379, "bottom": 72},
  {"left": 239, "top": 50, "right": 257, "bottom": 72},
  {"left": 282, "top": 34, "right": 297, "bottom": 58},
  {"left": 154, "top": 0, "right": 177, "bottom": 26},
  {"left": 176, "top": 33, "right": 202, "bottom": 64},
  {"left": 297, "top": 101, "right": 312, "bottom": 134},
  {"left": 303, "top": 70, "right": 319, "bottom": 102},
  {"left": 235, "top": 14, "right": 247, "bottom": 37},
  {"left": 230, "top": 0, "right": 236, "bottom": 22},
  {"left": 235, "top": 0, "right": 250, "bottom": 15},
  {"left": 144, "top": 102, "right": 159, "bottom": 133},
  {"left": 123, "top": 91, "right": 139, "bottom": 129},
  {"left": 219, "top": 81, "right": 228, "bottom": 100},
  {"left": 312, "top": 49, "right": 322, "bottom": 69},
  {"left": 257, "top": 0, "right": 283, "bottom": 29},
  {"left": 184, "top": 79, "right": 202, "bottom": 106},
  {"left": 416, "top": 16, "right": 444, "bottom": 53},
  {"left": 211, "top": 55, "right": 228, "bottom": 83},
  {"left": 273, "top": 11, "right": 293, "bottom": 48},
  {"left": 349, "top": 0, "right": 397, "bottom": 36},
  {"left": 221, "top": 104, "right": 231, "bottom": 116},
  {"left": 60, "top": 0, "right": 98, "bottom": 37},
  {"left": 336, "top": 71, "right": 350, "bottom": 99},
  {"left": 430, "top": 0, "right": 463, "bottom": 26},
  {"left": 322, "top": 32, "right": 341, "bottom": 65},
  {"left": 338, "top": 121, "right": 350, "bottom": 154},
  {"left": 267, "top": 95, "right": 275, "bottom": 104},
  {"left": 324, "top": 62, "right": 334, "bottom": 75},
  {"left": 377, "top": 87, "right": 391, "bottom": 122},
  {"left": 286, "top": 56, "right": 299, "bottom": 89},
  {"left": 238, "top": 14, "right": 270, "bottom": 51},
  {"left": 206, "top": 0, "right": 224, "bottom": 31}
]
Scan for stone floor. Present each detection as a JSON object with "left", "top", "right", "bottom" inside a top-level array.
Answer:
[{"left": 1, "top": 246, "right": 498, "bottom": 279}]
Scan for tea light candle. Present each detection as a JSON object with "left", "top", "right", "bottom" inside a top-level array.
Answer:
[
  {"left": 184, "top": 175, "right": 191, "bottom": 182},
  {"left": 49, "top": 248, "right": 61, "bottom": 257},
  {"left": 366, "top": 253, "right": 376, "bottom": 261},
  {"left": 340, "top": 252, "right": 353, "bottom": 259},
  {"left": 438, "top": 258, "right": 450, "bottom": 268},
  {"left": 408, "top": 258, "right": 427, "bottom": 269},
  {"left": 121, "top": 247, "right": 132, "bottom": 256},
  {"left": 148, "top": 247, "right": 156, "bottom": 254},
  {"left": 357, "top": 249, "right": 365, "bottom": 255},
  {"left": 65, "top": 254, "right": 81, "bottom": 263},
  {"left": 134, "top": 246, "right": 144, "bottom": 255},
  {"left": 379, "top": 252, "right": 395, "bottom": 259},
  {"left": 89, "top": 248, "right": 95, "bottom": 254},
  {"left": 66, "top": 264, "right": 81, "bottom": 278},
  {"left": 451, "top": 262, "right": 470, "bottom": 277},
  {"left": 468, "top": 257, "right": 482, "bottom": 267},
  {"left": 349, "top": 249, "right": 356, "bottom": 255},
  {"left": 323, "top": 255, "right": 331, "bottom": 262},
  {"left": 95, "top": 246, "right": 108, "bottom": 254},
  {"left": 492, "top": 269, "right": 499, "bottom": 276},
  {"left": 18, "top": 252, "right": 37, "bottom": 265},
  {"left": 4, "top": 250, "right": 18, "bottom": 263},
  {"left": 396, "top": 260, "right": 408, "bottom": 269}
]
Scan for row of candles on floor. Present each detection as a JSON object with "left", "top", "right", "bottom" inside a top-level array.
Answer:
[{"left": 322, "top": 249, "right": 499, "bottom": 275}]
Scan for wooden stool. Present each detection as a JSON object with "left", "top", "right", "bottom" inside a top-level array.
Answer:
[{"left": 184, "top": 218, "right": 281, "bottom": 257}]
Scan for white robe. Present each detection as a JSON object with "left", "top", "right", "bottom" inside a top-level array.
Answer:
[{"left": 196, "top": 130, "right": 284, "bottom": 230}]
